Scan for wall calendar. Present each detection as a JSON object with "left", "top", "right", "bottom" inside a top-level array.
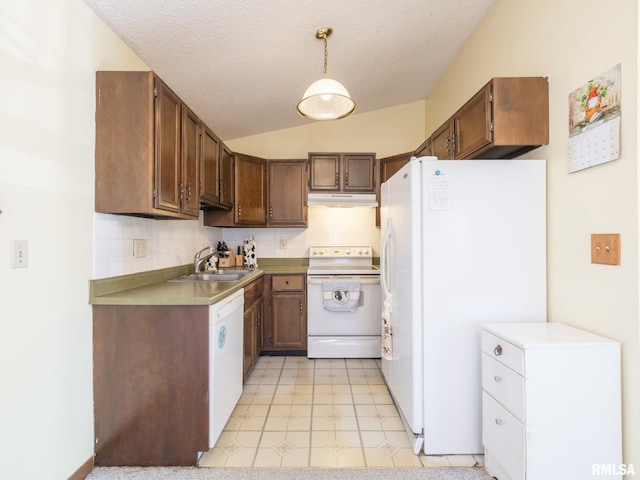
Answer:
[{"left": 567, "top": 63, "right": 621, "bottom": 173}]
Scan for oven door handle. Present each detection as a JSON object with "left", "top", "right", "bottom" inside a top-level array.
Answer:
[{"left": 307, "top": 276, "right": 380, "bottom": 285}]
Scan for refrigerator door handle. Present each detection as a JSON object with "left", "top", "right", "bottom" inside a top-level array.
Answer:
[{"left": 380, "top": 218, "right": 392, "bottom": 298}]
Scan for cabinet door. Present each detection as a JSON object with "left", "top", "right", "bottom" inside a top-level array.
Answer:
[
  {"left": 414, "top": 139, "right": 431, "bottom": 158},
  {"left": 268, "top": 160, "right": 308, "bottom": 226},
  {"left": 343, "top": 154, "right": 375, "bottom": 192},
  {"left": 454, "top": 85, "right": 492, "bottom": 159},
  {"left": 271, "top": 293, "right": 306, "bottom": 350},
  {"left": 381, "top": 152, "right": 412, "bottom": 183},
  {"left": 219, "top": 144, "right": 234, "bottom": 209},
  {"left": 243, "top": 299, "right": 261, "bottom": 380},
  {"left": 309, "top": 154, "right": 341, "bottom": 192},
  {"left": 200, "top": 124, "right": 220, "bottom": 206},
  {"left": 234, "top": 153, "right": 267, "bottom": 226},
  {"left": 154, "top": 79, "right": 183, "bottom": 213},
  {"left": 181, "top": 106, "right": 201, "bottom": 217},
  {"left": 430, "top": 119, "right": 454, "bottom": 160}
]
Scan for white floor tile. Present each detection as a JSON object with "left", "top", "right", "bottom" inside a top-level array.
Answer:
[{"left": 202, "top": 355, "right": 487, "bottom": 473}]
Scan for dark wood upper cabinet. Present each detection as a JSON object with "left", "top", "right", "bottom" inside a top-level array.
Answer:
[
  {"left": 309, "top": 153, "right": 376, "bottom": 193},
  {"left": 199, "top": 124, "right": 221, "bottom": 206},
  {"left": 235, "top": 154, "right": 267, "bottom": 225},
  {"left": 95, "top": 71, "right": 200, "bottom": 219},
  {"left": 180, "top": 105, "right": 201, "bottom": 217},
  {"left": 203, "top": 153, "right": 266, "bottom": 227},
  {"left": 153, "top": 80, "right": 183, "bottom": 214},
  {"left": 268, "top": 160, "right": 308, "bottom": 227},
  {"left": 415, "top": 77, "right": 549, "bottom": 160},
  {"left": 380, "top": 152, "right": 413, "bottom": 184},
  {"left": 200, "top": 129, "right": 234, "bottom": 210},
  {"left": 219, "top": 144, "right": 234, "bottom": 209}
]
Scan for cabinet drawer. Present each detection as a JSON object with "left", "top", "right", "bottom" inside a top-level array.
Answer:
[
  {"left": 482, "top": 391, "right": 525, "bottom": 480},
  {"left": 482, "top": 353, "right": 524, "bottom": 421},
  {"left": 271, "top": 274, "right": 304, "bottom": 291},
  {"left": 481, "top": 330, "right": 524, "bottom": 375}
]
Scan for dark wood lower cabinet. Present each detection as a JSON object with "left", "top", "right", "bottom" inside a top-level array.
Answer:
[
  {"left": 243, "top": 277, "right": 264, "bottom": 380},
  {"left": 262, "top": 274, "right": 307, "bottom": 353},
  {"left": 93, "top": 305, "right": 209, "bottom": 466}
]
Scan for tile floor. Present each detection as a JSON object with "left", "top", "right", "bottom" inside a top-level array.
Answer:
[{"left": 198, "top": 356, "right": 485, "bottom": 469}]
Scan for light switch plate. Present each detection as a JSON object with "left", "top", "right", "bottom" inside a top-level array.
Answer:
[
  {"left": 591, "top": 233, "right": 620, "bottom": 265},
  {"left": 11, "top": 239, "right": 28, "bottom": 268}
]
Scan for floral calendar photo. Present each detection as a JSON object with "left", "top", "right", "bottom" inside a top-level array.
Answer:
[{"left": 568, "top": 63, "right": 621, "bottom": 173}]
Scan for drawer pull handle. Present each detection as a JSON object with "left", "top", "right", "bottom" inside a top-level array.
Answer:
[
  {"left": 493, "top": 344, "right": 503, "bottom": 356},
  {"left": 493, "top": 376, "right": 502, "bottom": 383},
  {"left": 495, "top": 418, "right": 503, "bottom": 426}
]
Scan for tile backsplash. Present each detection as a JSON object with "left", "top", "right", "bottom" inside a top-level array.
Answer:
[
  {"left": 222, "top": 206, "right": 381, "bottom": 260},
  {"left": 93, "top": 212, "right": 223, "bottom": 279},
  {"left": 93, "top": 206, "right": 381, "bottom": 278}
]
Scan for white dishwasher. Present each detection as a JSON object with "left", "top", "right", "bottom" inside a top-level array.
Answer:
[{"left": 209, "top": 288, "right": 244, "bottom": 448}]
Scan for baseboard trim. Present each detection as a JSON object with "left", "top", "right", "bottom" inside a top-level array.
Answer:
[{"left": 67, "top": 455, "right": 94, "bottom": 480}]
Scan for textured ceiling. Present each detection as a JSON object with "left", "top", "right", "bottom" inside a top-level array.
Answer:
[{"left": 83, "top": 0, "right": 495, "bottom": 141}]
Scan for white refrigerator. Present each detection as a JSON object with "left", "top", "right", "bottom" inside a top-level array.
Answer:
[{"left": 380, "top": 156, "right": 546, "bottom": 455}]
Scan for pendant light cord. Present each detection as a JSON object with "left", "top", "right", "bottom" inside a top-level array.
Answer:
[{"left": 322, "top": 35, "right": 328, "bottom": 75}]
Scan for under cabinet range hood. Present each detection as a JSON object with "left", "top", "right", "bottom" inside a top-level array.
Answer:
[{"left": 307, "top": 193, "right": 378, "bottom": 207}]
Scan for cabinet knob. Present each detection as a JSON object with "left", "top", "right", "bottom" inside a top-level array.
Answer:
[
  {"left": 494, "top": 418, "right": 503, "bottom": 426},
  {"left": 493, "top": 344, "right": 503, "bottom": 356},
  {"left": 345, "top": 172, "right": 349, "bottom": 186},
  {"left": 335, "top": 172, "right": 339, "bottom": 186},
  {"left": 299, "top": 301, "right": 303, "bottom": 313},
  {"left": 269, "top": 207, "right": 273, "bottom": 218},
  {"left": 493, "top": 376, "right": 502, "bottom": 383},
  {"left": 237, "top": 204, "right": 242, "bottom": 216}
]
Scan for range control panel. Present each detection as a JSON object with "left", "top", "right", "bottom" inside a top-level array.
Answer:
[{"left": 309, "top": 245, "right": 372, "bottom": 258}]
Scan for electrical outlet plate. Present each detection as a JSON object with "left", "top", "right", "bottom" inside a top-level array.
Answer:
[
  {"left": 591, "top": 233, "right": 620, "bottom": 265},
  {"left": 133, "top": 239, "right": 147, "bottom": 258},
  {"left": 11, "top": 239, "right": 28, "bottom": 268}
]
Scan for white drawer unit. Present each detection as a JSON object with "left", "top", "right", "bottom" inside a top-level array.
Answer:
[{"left": 481, "top": 322, "right": 622, "bottom": 480}]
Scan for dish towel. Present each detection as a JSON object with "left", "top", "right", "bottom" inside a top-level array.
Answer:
[
  {"left": 381, "top": 293, "right": 395, "bottom": 360},
  {"left": 322, "top": 279, "right": 361, "bottom": 312}
]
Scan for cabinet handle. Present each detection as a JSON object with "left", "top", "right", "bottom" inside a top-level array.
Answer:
[
  {"left": 345, "top": 172, "right": 349, "bottom": 186},
  {"left": 493, "top": 376, "right": 502, "bottom": 383},
  {"left": 299, "top": 301, "right": 303, "bottom": 313},
  {"left": 493, "top": 344, "right": 503, "bottom": 356},
  {"left": 494, "top": 418, "right": 503, "bottom": 426},
  {"left": 335, "top": 172, "right": 339, "bottom": 186},
  {"left": 237, "top": 204, "right": 242, "bottom": 217},
  {"left": 269, "top": 207, "right": 273, "bottom": 218}
]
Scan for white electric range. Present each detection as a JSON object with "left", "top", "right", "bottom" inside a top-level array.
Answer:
[{"left": 306, "top": 245, "right": 381, "bottom": 358}]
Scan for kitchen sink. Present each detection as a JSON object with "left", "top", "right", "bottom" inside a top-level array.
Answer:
[{"left": 169, "top": 269, "right": 253, "bottom": 282}]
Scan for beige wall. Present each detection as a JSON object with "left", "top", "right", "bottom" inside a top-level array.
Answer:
[
  {"left": 1, "top": 0, "right": 149, "bottom": 477},
  {"left": 425, "top": 0, "right": 638, "bottom": 465},
  {"left": 227, "top": 100, "right": 425, "bottom": 159}
]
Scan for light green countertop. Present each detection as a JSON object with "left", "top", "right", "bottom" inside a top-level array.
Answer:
[{"left": 89, "top": 258, "right": 308, "bottom": 306}]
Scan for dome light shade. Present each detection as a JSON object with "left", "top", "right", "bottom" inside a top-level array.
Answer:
[
  {"left": 297, "top": 27, "right": 356, "bottom": 121},
  {"left": 297, "top": 78, "right": 356, "bottom": 120}
]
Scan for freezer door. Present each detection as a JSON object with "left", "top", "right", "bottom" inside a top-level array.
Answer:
[{"left": 380, "top": 159, "right": 424, "bottom": 442}]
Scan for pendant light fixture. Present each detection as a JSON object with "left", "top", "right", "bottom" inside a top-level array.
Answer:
[{"left": 297, "top": 27, "right": 356, "bottom": 121}]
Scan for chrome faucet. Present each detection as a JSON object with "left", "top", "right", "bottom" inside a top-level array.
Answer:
[{"left": 194, "top": 246, "right": 218, "bottom": 274}]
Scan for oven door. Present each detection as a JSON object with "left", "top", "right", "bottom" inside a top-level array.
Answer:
[{"left": 307, "top": 275, "right": 381, "bottom": 335}]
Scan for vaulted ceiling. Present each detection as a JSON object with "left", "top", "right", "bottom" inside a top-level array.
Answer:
[{"left": 83, "top": 0, "right": 495, "bottom": 141}]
